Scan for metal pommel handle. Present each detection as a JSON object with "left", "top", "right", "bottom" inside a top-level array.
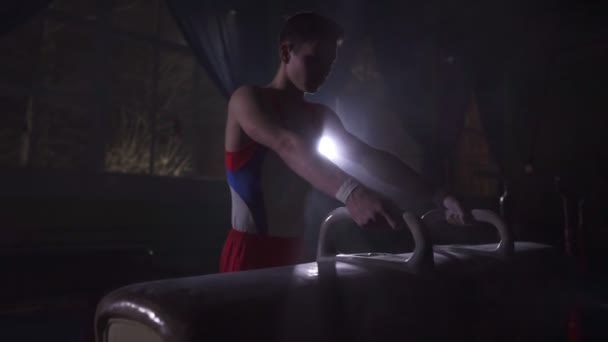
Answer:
[
  {"left": 317, "top": 207, "right": 434, "bottom": 270},
  {"left": 421, "top": 208, "right": 515, "bottom": 259}
]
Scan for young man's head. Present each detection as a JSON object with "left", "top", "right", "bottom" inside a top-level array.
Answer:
[{"left": 278, "top": 12, "right": 344, "bottom": 93}]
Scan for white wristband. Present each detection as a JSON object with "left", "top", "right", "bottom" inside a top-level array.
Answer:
[{"left": 335, "top": 178, "right": 361, "bottom": 204}]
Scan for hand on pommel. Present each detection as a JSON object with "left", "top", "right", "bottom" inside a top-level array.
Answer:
[
  {"left": 441, "top": 194, "right": 471, "bottom": 225},
  {"left": 345, "top": 186, "right": 403, "bottom": 231}
]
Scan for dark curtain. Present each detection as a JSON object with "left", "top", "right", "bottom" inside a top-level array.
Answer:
[
  {"left": 435, "top": 57, "right": 473, "bottom": 171},
  {"left": 469, "top": 0, "right": 594, "bottom": 179},
  {"left": 166, "top": 0, "right": 364, "bottom": 102},
  {"left": 466, "top": 1, "right": 523, "bottom": 177},
  {"left": 166, "top": 0, "right": 278, "bottom": 98},
  {"left": 473, "top": 68, "right": 508, "bottom": 172},
  {"left": 370, "top": 2, "right": 472, "bottom": 185},
  {"left": 0, "top": 0, "right": 52, "bottom": 35}
]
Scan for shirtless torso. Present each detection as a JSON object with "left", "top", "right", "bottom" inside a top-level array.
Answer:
[
  {"left": 220, "top": 87, "right": 332, "bottom": 271},
  {"left": 224, "top": 87, "right": 326, "bottom": 238}
]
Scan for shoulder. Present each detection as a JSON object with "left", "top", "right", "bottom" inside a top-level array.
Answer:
[
  {"left": 229, "top": 85, "right": 267, "bottom": 106},
  {"left": 228, "top": 86, "right": 277, "bottom": 124},
  {"left": 306, "top": 102, "right": 343, "bottom": 127}
]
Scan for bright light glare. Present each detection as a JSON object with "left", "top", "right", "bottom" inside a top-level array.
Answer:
[{"left": 317, "top": 136, "right": 338, "bottom": 160}]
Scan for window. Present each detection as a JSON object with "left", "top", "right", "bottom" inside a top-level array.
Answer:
[{"left": 0, "top": 0, "right": 226, "bottom": 178}]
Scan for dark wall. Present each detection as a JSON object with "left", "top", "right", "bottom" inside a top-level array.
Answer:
[{"left": 1, "top": 168, "right": 231, "bottom": 305}]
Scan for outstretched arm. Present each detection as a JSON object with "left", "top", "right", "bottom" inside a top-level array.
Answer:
[
  {"left": 320, "top": 106, "right": 467, "bottom": 223},
  {"left": 320, "top": 107, "right": 435, "bottom": 199},
  {"left": 230, "top": 86, "right": 402, "bottom": 229}
]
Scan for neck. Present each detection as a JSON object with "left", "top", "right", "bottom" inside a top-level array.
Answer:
[{"left": 267, "top": 65, "right": 305, "bottom": 105}]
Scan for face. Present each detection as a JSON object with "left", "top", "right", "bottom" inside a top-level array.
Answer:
[{"left": 282, "top": 39, "right": 337, "bottom": 93}]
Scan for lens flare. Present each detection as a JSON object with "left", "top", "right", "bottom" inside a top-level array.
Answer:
[{"left": 317, "top": 136, "right": 338, "bottom": 160}]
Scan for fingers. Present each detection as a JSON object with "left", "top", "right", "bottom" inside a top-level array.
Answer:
[
  {"left": 454, "top": 201, "right": 471, "bottom": 224},
  {"left": 345, "top": 189, "right": 403, "bottom": 230},
  {"left": 442, "top": 195, "right": 473, "bottom": 225},
  {"left": 445, "top": 210, "right": 466, "bottom": 225},
  {"left": 380, "top": 209, "right": 400, "bottom": 231},
  {"left": 355, "top": 209, "right": 401, "bottom": 230},
  {"left": 352, "top": 212, "right": 378, "bottom": 229},
  {"left": 374, "top": 200, "right": 403, "bottom": 231},
  {"left": 359, "top": 215, "right": 392, "bottom": 230}
]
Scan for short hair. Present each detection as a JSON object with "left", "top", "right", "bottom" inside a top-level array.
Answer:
[{"left": 279, "top": 12, "right": 344, "bottom": 47}]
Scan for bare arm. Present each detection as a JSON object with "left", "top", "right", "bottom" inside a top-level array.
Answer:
[
  {"left": 230, "top": 86, "right": 404, "bottom": 229},
  {"left": 321, "top": 107, "right": 438, "bottom": 202},
  {"left": 322, "top": 105, "right": 469, "bottom": 223},
  {"left": 230, "top": 86, "right": 350, "bottom": 198}
]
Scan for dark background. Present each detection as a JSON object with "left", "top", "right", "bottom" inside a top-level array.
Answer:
[{"left": 1, "top": 0, "right": 606, "bottom": 340}]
